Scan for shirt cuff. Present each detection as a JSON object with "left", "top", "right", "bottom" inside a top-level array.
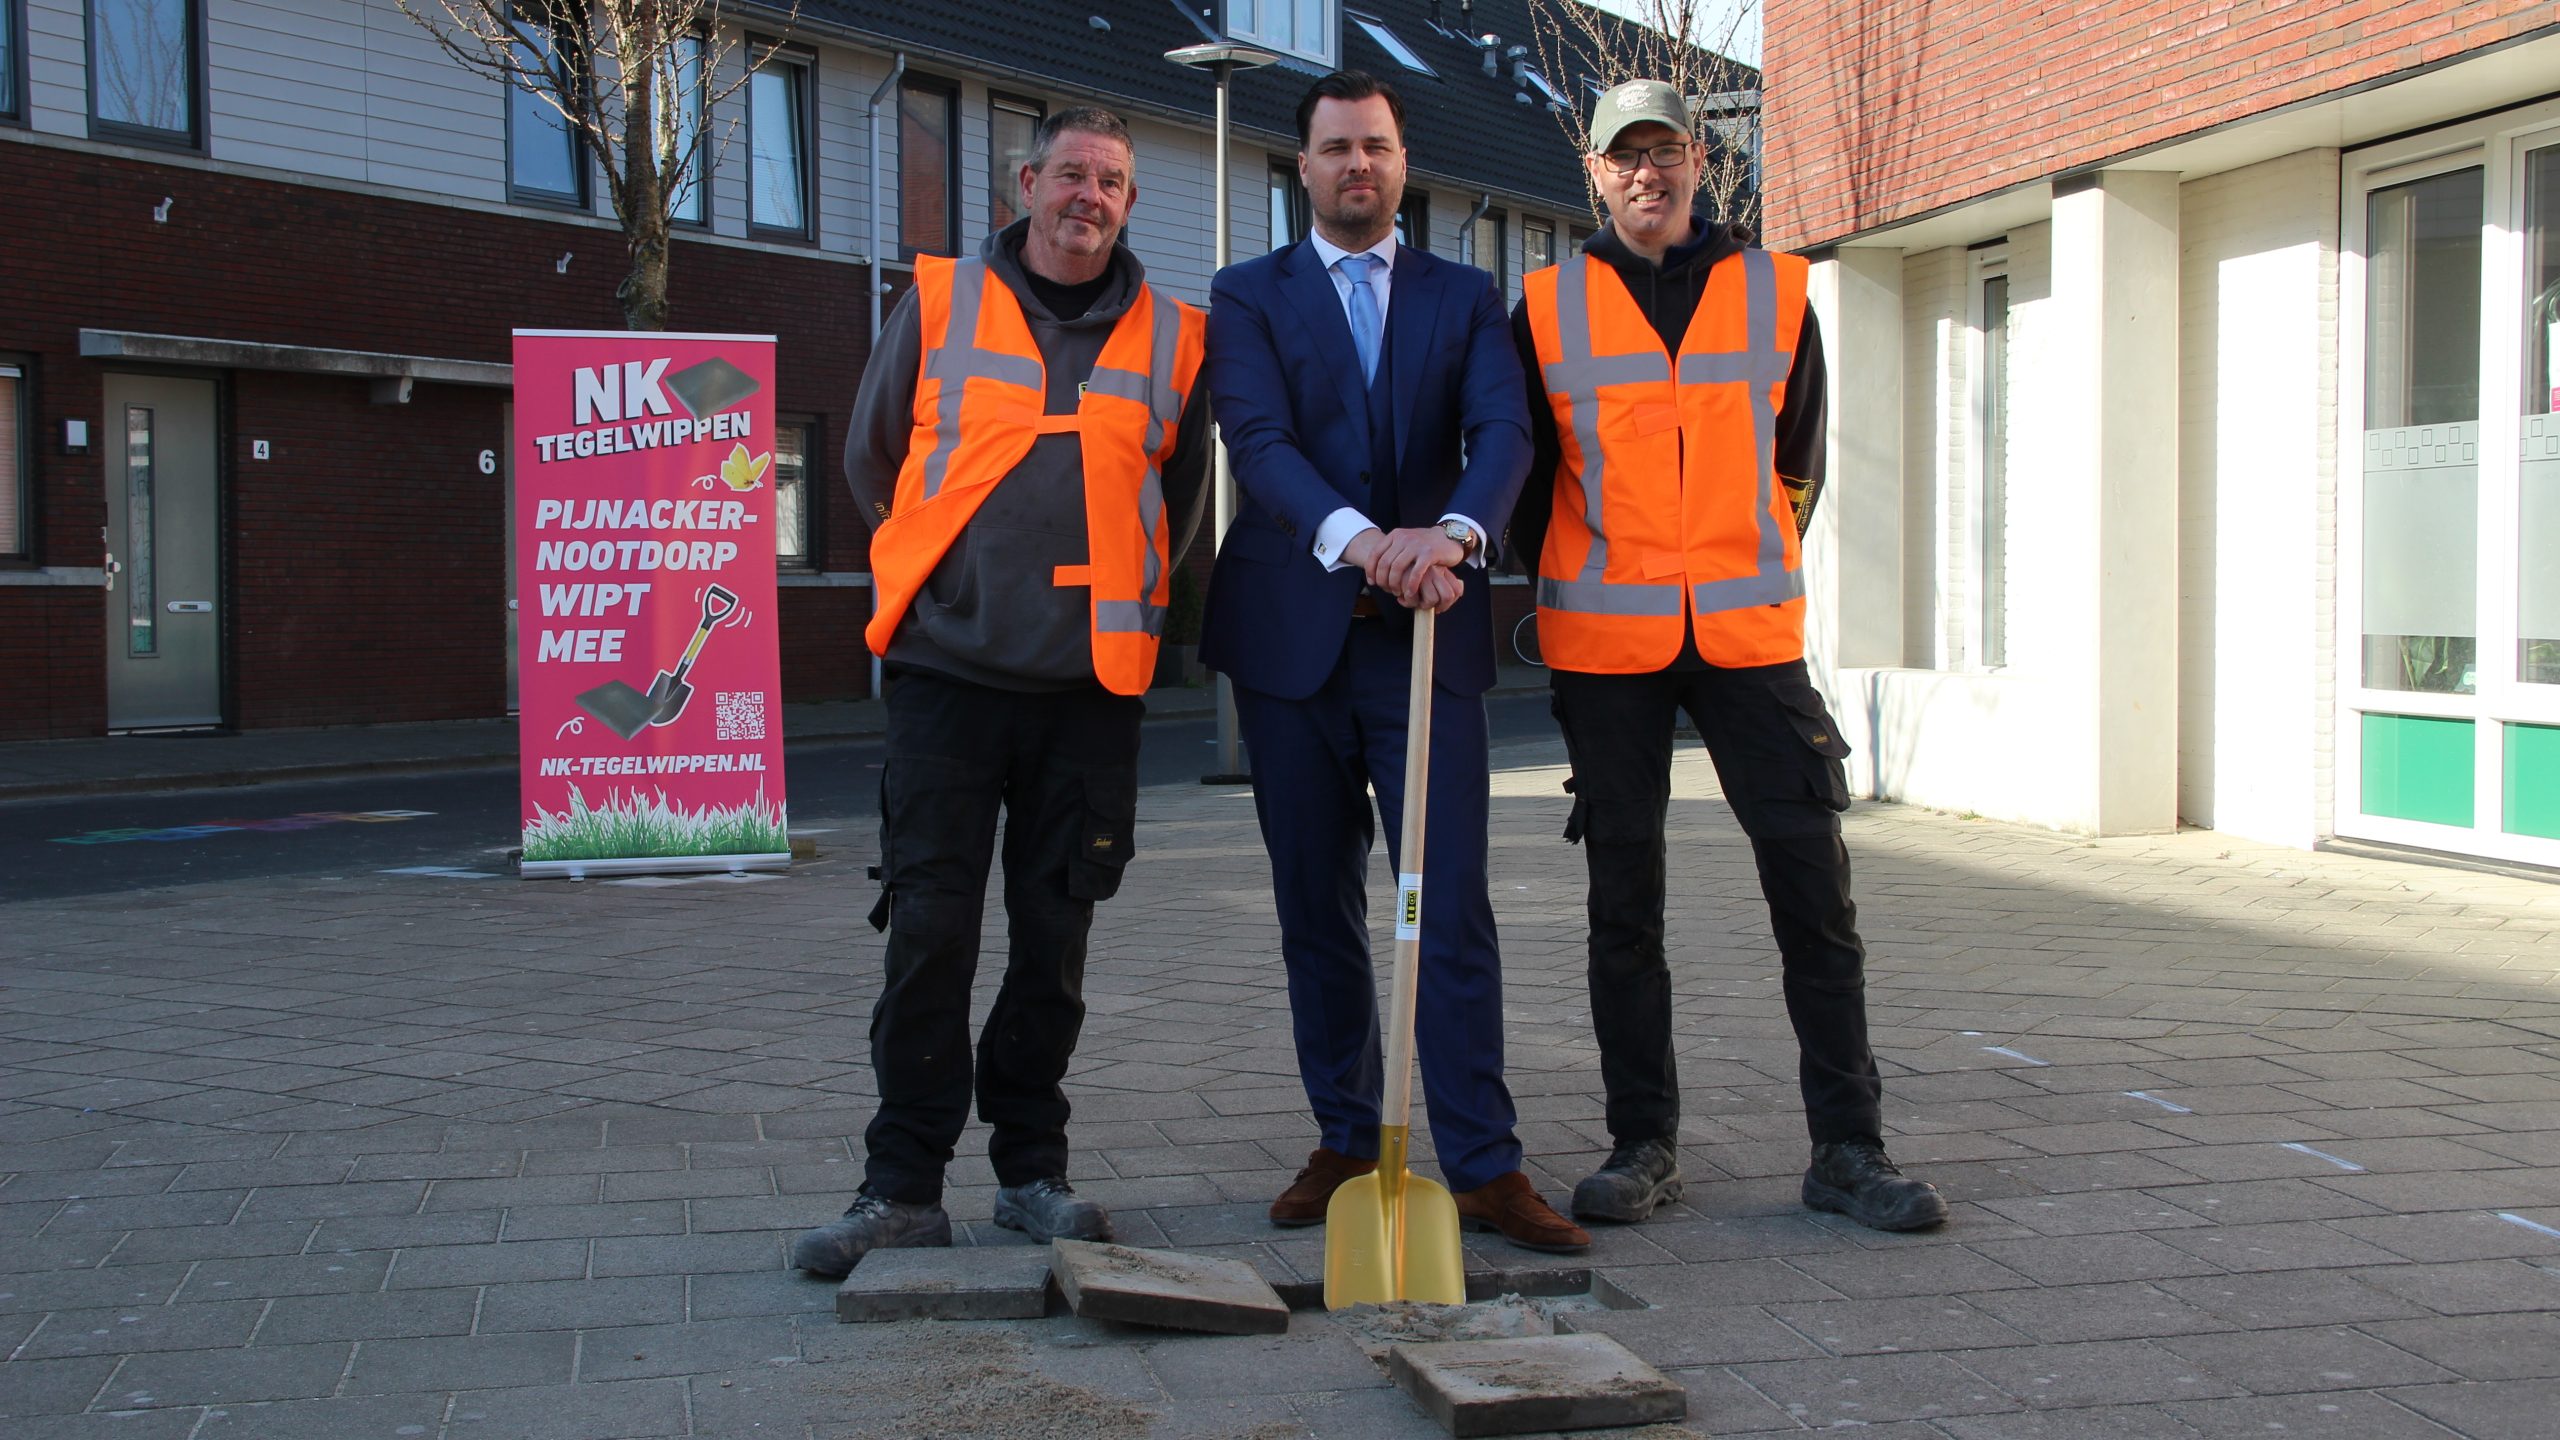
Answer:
[
  {"left": 1312, "top": 507, "right": 1376, "bottom": 573},
  {"left": 1440, "top": 512, "right": 1489, "bottom": 569}
]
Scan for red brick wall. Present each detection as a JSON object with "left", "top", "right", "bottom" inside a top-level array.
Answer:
[
  {"left": 1762, "top": 0, "right": 2559, "bottom": 249},
  {"left": 0, "top": 141, "right": 881, "bottom": 739}
]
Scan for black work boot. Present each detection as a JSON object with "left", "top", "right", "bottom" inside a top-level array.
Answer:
[
  {"left": 790, "top": 1188, "right": 953, "bottom": 1279},
  {"left": 1571, "top": 1137, "right": 1684, "bottom": 1223},
  {"left": 992, "top": 1177, "right": 1112, "bottom": 1242},
  {"left": 1802, "top": 1140, "right": 1948, "bottom": 1231}
]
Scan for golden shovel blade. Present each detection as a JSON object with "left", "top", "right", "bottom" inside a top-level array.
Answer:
[{"left": 1321, "top": 1133, "right": 1465, "bottom": 1308}]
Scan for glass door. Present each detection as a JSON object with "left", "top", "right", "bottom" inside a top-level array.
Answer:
[{"left": 2342, "top": 109, "right": 2560, "bottom": 867}]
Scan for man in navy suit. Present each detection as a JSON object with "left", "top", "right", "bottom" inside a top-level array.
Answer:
[{"left": 1199, "top": 72, "right": 1587, "bottom": 1253}]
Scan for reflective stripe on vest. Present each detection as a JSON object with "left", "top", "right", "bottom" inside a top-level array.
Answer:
[
  {"left": 866, "top": 256, "right": 1202, "bottom": 694},
  {"left": 1529, "top": 247, "right": 1809, "bottom": 671}
]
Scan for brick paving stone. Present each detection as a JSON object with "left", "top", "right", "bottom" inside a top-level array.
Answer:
[
  {"left": 16, "top": 1299, "right": 266, "bottom": 1358},
  {"left": 254, "top": 1288, "right": 480, "bottom": 1344},
  {"left": 1933, "top": 1406, "right": 2206, "bottom": 1438},
  {"left": 1729, "top": 1350, "right": 2019, "bottom": 1425},
  {"left": 2381, "top": 1377, "right": 2560, "bottom": 1440},
  {"left": 2155, "top": 1324, "right": 2458, "bottom": 1393},
  {"left": 2361, "top": 1310, "right": 2560, "bottom": 1380},
  {"left": 478, "top": 1275, "right": 687, "bottom": 1332},
  {"left": 2345, "top": 1256, "right": 2560, "bottom": 1314},
  {"left": 1554, "top": 1303, "right": 1825, "bottom": 1366},
  {"left": 1958, "top": 1337, "right": 2246, "bottom": 1409},
  {"left": 192, "top": 1394, "right": 453, "bottom": 1439},
  {"left": 1388, "top": 1332, "right": 1684, "bottom": 1436},
  {"left": 836, "top": 1244, "right": 1056, "bottom": 1322},
  {"left": 343, "top": 1331, "right": 578, "bottom": 1394},
  {"left": 2163, "top": 1390, "right": 2463, "bottom": 1436},
  {"left": 1053, "top": 1238, "right": 1289, "bottom": 1334},
  {"left": 0, "top": 1356, "right": 121, "bottom": 1417},
  {"left": 444, "top": 1379, "right": 690, "bottom": 1439},
  {"left": 103, "top": 1340, "right": 353, "bottom": 1408},
  {"left": 1766, "top": 1294, "right": 2037, "bottom": 1355},
  {"left": 578, "top": 1314, "right": 802, "bottom": 1380}
]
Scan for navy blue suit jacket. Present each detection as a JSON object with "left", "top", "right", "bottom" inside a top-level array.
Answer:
[{"left": 1199, "top": 238, "right": 1533, "bottom": 700}]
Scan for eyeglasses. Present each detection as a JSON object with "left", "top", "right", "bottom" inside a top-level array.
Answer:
[{"left": 1598, "top": 142, "right": 1693, "bottom": 175}]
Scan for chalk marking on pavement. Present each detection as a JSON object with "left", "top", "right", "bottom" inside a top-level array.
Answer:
[
  {"left": 381, "top": 866, "right": 500, "bottom": 880},
  {"left": 2125, "top": 1091, "right": 2193, "bottom": 1114},
  {"left": 1981, "top": 1046, "right": 2050, "bottom": 1067},
  {"left": 2279, "top": 1142, "right": 2366, "bottom": 1173},
  {"left": 2496, "top": 1212, "right": 2560, "bottom": 1241}
]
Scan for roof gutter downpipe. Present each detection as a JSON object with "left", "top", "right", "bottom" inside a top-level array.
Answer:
[
  {"left": 865, "top": 51, "right": 905, "bottom": 701},
  {"left": 1458, "top": 192, "right": 1492, "bottom": 265}
]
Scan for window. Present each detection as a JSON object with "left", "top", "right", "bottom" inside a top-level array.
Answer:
[
  {"left": 1976, "top": 270, "right": 2009, "bottom": 668},
  {"left": 2524, "top": 142, "right": 2560, "bottom": 686},
  {"left": 989, "top": 94, "right": 1043, "bottom": 233},
  {"left": 774, "top": 420, "right": 815, "bottom": 569},
  {"left": 1470, "top": 208, "right": 1507, "bottom": 295},
  {"left": 3, "top": 0, "right": 24, "bottom": 123},
  {"left": 88, "top": 0, "right": 199, "bottom": 147},
  {"left": 658, "top": 33, "right": 705, "bottom": 226},
  {"left": 1570, "top": 222, "right": 1595, "bottom": 250},
  {"left": 1229, "top": 0, "right": 1336, "bottom": 67},
  {"left": 749, "top": 46, "right": 812, "bottom": 238},
  {"left": 505, "top": 5, "right": 585, "bottom": 207},
  {"left": 2362, "top": 166, "right": 2484, "bottom": 695},
  {"left": 0, "top": 363, "right": 25, "bottom": 560},
  {"left": 1267, "top": 159, "right": 1308, "bottom": 250},
  {"left": 1395, "top": 189, "right": 1429, "bottom": 252},
  {"left": 899, "top": 75, "right": 958, "bottom": 258},
  {"left": 1349, "top": 12, "right": 1431, "bottom": 74},
  {"left": 1519, "top": 67, "right": 1571, "bottom": 109},
  {"left": 1523, "top": 215, "right": 1554, "bottom": 275}
]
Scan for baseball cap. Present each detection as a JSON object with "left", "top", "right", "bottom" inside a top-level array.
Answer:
[{"left": 1589, "top": 79, "right": 1693, "bottom": 155}]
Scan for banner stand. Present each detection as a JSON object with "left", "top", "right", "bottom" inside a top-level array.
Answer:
[{"left": 510, "top": 330, "right": 791, "bottom": 880}]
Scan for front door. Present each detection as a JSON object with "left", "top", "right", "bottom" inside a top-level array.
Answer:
[{"left": 102, "top": 374, "right": 222, "bottom": 730}]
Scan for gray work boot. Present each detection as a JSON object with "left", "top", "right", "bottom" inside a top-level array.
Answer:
[
  {"left": 1802, "top": 1141, "right": 1949, "bottom": 1232},
  {"left": 992, "top": 1176, "right": 1112, "bottom": 1242},
  {"left": 790, "top": 1188, "right": 953, "bottom": 1279},
  {"left": 1571, "top": 1137, "right": 1685, "bottom": 1223}
]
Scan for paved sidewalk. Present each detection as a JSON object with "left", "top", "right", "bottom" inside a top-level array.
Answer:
[
  {"left": 3, "top": 734, "right": 2558, "bottom": 1438},
  {"left": 0, "top": 665, "right": 1552, "bottom": 803}
]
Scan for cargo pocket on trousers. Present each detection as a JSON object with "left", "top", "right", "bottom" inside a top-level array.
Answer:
[
  {"left": 1067, "top": 769, "right": 1138, "bottom": 902},
  {"left": 1552, "top": 691, "right": 1590, "bottom": 844},
  {"left": 1776, "top": 681, "right": 1854, "bottom": 813},
  {"left": 866, "top": 766, "right": 895, "bottom": 932}
]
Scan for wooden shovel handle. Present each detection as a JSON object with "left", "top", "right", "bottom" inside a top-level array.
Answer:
[{"left": 1380, "top": 605, "right": 1433, "bottom": 1130}]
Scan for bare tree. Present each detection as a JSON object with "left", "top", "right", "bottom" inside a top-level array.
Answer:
[
  {"left": 1525, "top": 0, "right": 1762, "bottom": 233},
  {"left": 394, "top": 0, "right": 799, "bottom": 330}
]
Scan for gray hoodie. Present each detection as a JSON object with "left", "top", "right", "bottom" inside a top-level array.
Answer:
[{"left": 846, "top": 222, "right": 1213, "bottom": 692}]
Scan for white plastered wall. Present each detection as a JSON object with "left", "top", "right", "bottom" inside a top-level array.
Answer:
[{"left": 2175, "top": 150, "right": 2340, "bottom": 847}]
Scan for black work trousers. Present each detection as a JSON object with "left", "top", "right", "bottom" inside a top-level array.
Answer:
[
  {"left": 1549, "top": 657, "right": 1884, "bottom": 1149},
  {"left": 861, "top": 667, "right": 1142, "bottom": 1205}
]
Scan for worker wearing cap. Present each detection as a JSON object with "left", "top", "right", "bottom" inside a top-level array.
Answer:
[
  {"left": 1509, "top": 80, "right": 1947, "bottom": 1233},
  {"left": 793, "top": 106, "right": 1213, "bottom": 1280}
]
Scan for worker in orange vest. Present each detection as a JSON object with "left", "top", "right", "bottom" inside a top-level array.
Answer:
[
  {"left": 1509, "top": 81, "right": 1946, "bottom": 1233},
  {"left": 794, "top": 107, "right": 1211, "bottom": 1280}
]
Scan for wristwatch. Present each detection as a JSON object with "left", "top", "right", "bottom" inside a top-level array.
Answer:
[{"left": 1439, "top": 518, "right": 1481, "bottom": 558}]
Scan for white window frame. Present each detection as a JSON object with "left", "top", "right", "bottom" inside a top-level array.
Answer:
[
  {"left": 1348, "top": 11, "right": 1431, "bottom": 74},
  {"left": 2337, "top": 97, "right": 2560, "bottom": 866},
  {"left": 1966, "top": 245, "right": 2011, "bottom": 672},
  {"left": 1229, "top": 0, "right": 1337, "bottom": 69}
]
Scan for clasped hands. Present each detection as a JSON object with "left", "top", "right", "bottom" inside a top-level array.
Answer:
[{"left": 1341, "top": 526, "right": 1465, "bottom": 613}]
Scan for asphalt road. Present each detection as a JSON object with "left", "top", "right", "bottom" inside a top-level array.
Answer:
[{"left": 1, "top": 694, "right": 1563, "bottom": 903}]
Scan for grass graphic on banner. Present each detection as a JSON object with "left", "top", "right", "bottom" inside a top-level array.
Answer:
[{"left": 522, "top": 784, "right": 787, "bottom": 861}]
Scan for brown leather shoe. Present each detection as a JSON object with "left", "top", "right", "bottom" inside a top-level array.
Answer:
[
  {"left": 1453, "top": 1171, "right": 1591, "bottom": 1253},
  {"left": 1269, "top": 1147, "right": 1377, "bottom": 1226}
]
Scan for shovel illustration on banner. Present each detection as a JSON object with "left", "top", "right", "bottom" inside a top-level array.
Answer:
[{"left": 575, "top": 584, "right": 738, "bottom": 740}]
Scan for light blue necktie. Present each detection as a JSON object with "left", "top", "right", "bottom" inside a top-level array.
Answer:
[{"left": 1340, "top": 253, "right": 1383, "bottom": 384}]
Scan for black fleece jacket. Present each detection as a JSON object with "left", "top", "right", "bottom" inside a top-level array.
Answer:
[{"left": 1505, "top": 216, "right": 1828, "bottom": 606}]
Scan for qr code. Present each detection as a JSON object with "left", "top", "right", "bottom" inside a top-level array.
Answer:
[{"left": 714, "top": 691, "right": 768, "bottom": 741}]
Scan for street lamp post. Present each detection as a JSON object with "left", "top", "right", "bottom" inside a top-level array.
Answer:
[{"left": 1165, "top": 40, "right": 1279, "bottom": 785}]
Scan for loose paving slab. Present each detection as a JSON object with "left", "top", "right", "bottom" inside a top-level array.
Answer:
[
  {"left": 1050, "top": 1237, "right": 1290, "bottom": 1334},
  {"left": 835, "top": 1243, "right": 1057, "bottom": 1322},
  {"left": 1387, "top": 1332, "right": 1686, "bottom": 1436}
]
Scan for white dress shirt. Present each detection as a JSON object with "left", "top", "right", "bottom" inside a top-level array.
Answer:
[{"left": 1301, "top": 229, "right": 1485, "bottom": 574}]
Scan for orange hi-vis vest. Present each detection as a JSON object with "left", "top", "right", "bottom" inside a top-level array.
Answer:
[
  {"left": 865, "top": 254, "right": 1204, "bottom": 696},
  {"left": 1524, "top": 247, "right": 1810, "bottom": 672}
]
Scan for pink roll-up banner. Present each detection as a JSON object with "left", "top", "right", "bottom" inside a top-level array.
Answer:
[{"left": 510, "top": 330, "right": 788, "bottom": 879}]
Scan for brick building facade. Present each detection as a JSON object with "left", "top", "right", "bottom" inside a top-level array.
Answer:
[{"left": 1758, "top": 2, "right": 2560, "bottom": 867}]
